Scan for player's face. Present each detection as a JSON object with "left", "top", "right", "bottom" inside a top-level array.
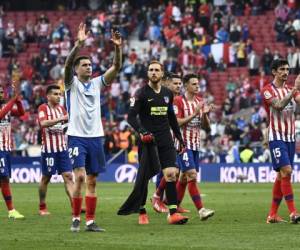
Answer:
[
  {"left": 48, "top": 89, "right": 61, "bottom": 105},
  {"left": 186, "top": 78, "right": 199, "bottom": 94},
  {"left": 273, "top": 64, "right": 289, "bottom": 82},
  {"left": 168, "top": 78, "right": 182, "bottom": 95},
  {"left": 148, "top": 63, "right": 163, "bottom": 84},
  {"left": 75, "top": 59, "right": 92, "bottom": 78}
]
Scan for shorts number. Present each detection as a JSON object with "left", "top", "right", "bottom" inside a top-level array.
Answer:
[
  {"left": 68, "top": 147, "right": 79, "bottom": 158},
  {"left": 45, "top": 157, "right": 54, "bottom": 167},
  {"left": 183, "top": 152, "right": 189, "bottom": 161},
  {"left": 0, "top": 158, "right": 5, "bottom": 167},
  {"left": 272, "top": 148, "right": 281, "bottom": 158}
]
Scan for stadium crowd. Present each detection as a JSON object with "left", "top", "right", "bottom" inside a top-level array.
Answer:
[{"left": 0, "top": 0, "right": 299, "bottom": 163}]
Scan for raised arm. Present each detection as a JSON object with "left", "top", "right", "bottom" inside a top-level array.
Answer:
[
  {"left": 64, "top": 23, "right": 89, "bottom": 88},
  {"left": 103, "top": 30, "right": 123, "bottom": 85}
]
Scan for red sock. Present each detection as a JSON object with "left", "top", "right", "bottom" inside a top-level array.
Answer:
[
  {"left": 86, "top": 196, "right": 97, "bottom": 222},
  {"left": 155, "top": 177, "right": 166, "bottom": 197},
  {"left": 281, "top": 176, "right": 296, "bottom": 214},
  {"left": 39, "top": 202, "right": 47, "bottom": 210},
  {"left": 188, "top": 180, "right": 203, "bottom": 210},
  {"left": 72, "top": 197, "right": 82, "bottom": 218},
  {"left": 1, "top": 179, "right": 14, "bottom": 211},
  {"left": 176, "top": 180, "right": 187, "bottom": 205},
  {"left": 269, "top": 177, "right": 282, "bottom": 216}
]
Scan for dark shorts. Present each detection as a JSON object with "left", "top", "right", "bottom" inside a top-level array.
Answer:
[
  {"left": 269, "top": 140, "right": 295, "bottom": 172},
  {"left": 157, "top": 144, "right": 177, "bottom": 169},
  {"left": 177, "top": 149, "right": 199, "bottom": 172},
  {"left": 68, "top": 136, "right": 106, "bottom": 175},
  {"left": 0, "top": 151, "right": 11, "bottom": 178},
  {"left": 41, "top": 150, "right": 72, "bottom": 176}
]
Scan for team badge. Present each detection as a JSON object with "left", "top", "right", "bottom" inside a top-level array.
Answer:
[
  {"left": 130, "top": 97, "right": 135, "bottom": 107},
  {"left": 164, "top": 96, "right": 169, "bottom": 103},
  {"left": 173, "top": 105, "right": 178, "bottom": 114},
  {"left": 39, "top": 111, "right": 45, "bottom": 118},
  {"left": 264, "top": 90, "right": 272, "bottom": 100}
]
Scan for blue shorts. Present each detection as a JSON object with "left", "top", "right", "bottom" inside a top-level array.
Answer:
[
  {"left": 68, "top": 136, "right": 106, "bottom": 175},
  {"left": 177, "top": 149, "right": 199, "bottom": 173},
  {"left": 41, "top": 150, "right": 72, "bottom": 176},
  {"left": 269, "top": 140, "right": 295, "bottom": 172},
  {"left": 0, "top": 151, "right": 11, "bottom": 178}
]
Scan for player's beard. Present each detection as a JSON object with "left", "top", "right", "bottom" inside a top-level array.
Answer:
[{"left": 150, "top": 76, "right": 161, "bottom": 84}]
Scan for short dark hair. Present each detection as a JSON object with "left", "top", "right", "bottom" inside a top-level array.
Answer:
[
  {"left": 73, "top": 55, "right": 91, "bottom": 67},
  {"left": 148, "top": 60, "right": 164, "bottom": 71},
  {"left": 271, "top": 59, "right": 289, "bottom": 71},
  {"left": 183, "top": 73, "right": 198, "bottom": 85},
  {"left": 46, "top": 85, "right": 61, "bottom": 95},
  {"left": 162, "top": 71, "right": 172, "bottom": 81},
  {"left": 170, "top": 73, "right": 181, "bottom": 80}
]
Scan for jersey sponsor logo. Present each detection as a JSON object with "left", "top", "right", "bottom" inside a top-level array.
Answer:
[
  {"left": 264, "top": 90, "right": 272, "bottom": 100},
  {"left": 115, "top": 164, "right": 137, "bottom": 183},
  {"left": 129, "top": 97, "right": 135, "bottom": 107},
  {"left": 164, "top": 96, "right": 169, "bottom": 103},
  {"left": 150, "top": 106, "right": 168, "bottom": 115}
]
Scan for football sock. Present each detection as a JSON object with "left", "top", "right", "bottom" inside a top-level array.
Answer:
[
  {"left": 139, "top": 207, "right": 146, "bottom": 215},
  {"left": 155, "top": 177, "right": 166, "bottom": 198},
  {"left": 165, "top": 181, "right": 177, "bottom": 215},
  {"left": 39, "top": 202, "right": 47, "bottom": 210},
  {"left": 86, "top": 196, "right": 97, "bottom": 222},
  {"left": 176, "top": 180, "right": 187, "bottom": 205},
  {"left": 188, "top": 179, "right": 203, "bottom": 210},
  {"left": 281, "top": 175, "right": 296, "bottom": 214},
  {"left": 1, "top": 179, "right": 14, "bottom": 211},
  {"left": 72, "top": 196, "right": 82, "bottom": 218},
  {"left": 269, "top": 177, "right": 282, "bottom": 216}
]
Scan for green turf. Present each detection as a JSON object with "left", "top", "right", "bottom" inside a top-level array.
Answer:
[{"left": 0, "top": 183, "right": 300, "bottom": 250}]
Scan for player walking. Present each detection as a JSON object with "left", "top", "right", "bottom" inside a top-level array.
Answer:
[
  {"left": 0, "top": 83, "right": 25, "bottom": 219},
  {"left": 37, "top": 85, "right": 73, "bottom": 215},
  {"left": 173, "top": 74, "right": 215, "bottom": 220},
  {"left": 64, "top": 23, "right": 122, "bottom": 232},
  {"left": 262, "top": 59, "right": 300, "bottom": 223},
  {"left": 128, "top": 61, "right": 188, "bottom": 225}
]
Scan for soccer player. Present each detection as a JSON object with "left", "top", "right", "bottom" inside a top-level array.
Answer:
[
  {"left": 64, "top": 23, "right": 122, "bottom": 232},
  {"left": 151, "top": 73, "right": 189, "bottom": 213},
  {"left": 37, "top": 85, "right": 73, "bottom": 215},
  {"left": 128, "top": 61, "right": 188, "bottom": 225},
  {"left": 0, "top": 83, "right": 25, "bottom": 219},
  {"left": 262, "top": 59, "right": 300, "bottom": 224},
  {"left": 173, "top": 74, "right": 215, "bottom": 220}
]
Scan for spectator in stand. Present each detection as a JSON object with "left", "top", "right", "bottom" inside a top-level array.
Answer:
[
  {"left": 206, "top": 53, "right": 216, "bottom": 72},
  {"left": 284, "top": 20, "right": 298, "bottom": 47},
  {"left": 216, "top": 58, "right": 227, "bottom": 71},
  {"left": 248, "top": 50, "right": 260, "bottom": 76},
  {"left": 273, "top": 50, "right": 281, "bottom": 60},
  {"left": 274, "top": 0, "right": 290, "bottom": 22},
  {"left": 216, "top": 26, "right": 229, "bottom": 43},
  {"left": 262, "top": 47, "right": 273, "bottom": 75},
  {"left": 255, "top": 70, "right": 268, "bottom": 91},
  {"left": 274, "top": 17, "right": 286, "bottom": 42},
  {"left": 287, "top": 47, "right": 294, "bottom": 67},
  {"left": 236, "top": 40, "right": 246, "bottom": 66},
  {"left": 292, "top": 48, "right": 300, "bottom": 74}
]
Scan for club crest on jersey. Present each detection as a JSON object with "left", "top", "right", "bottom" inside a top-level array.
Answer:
[
  {"left": 164, "top": 96, "right": 169, "bottom": 103},
  {"left": 264, "top": 90, "right": 272, "bottom": 100},
  {"left": 130, "top": 97, "right": 135, "bottom": 107}
]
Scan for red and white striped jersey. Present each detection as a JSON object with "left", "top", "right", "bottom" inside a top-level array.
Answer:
[
  {"left": 173, "top": 95, "right": 203, "bottom": 151},
  {"left": 38, "top": 104, "right": 67, "bottom": 153},
  {"left": 261, "top": 83, "right": 300, "bottom": 142},
  {"left": 0, "top": 99, "right": 25, "bottom": 151}
]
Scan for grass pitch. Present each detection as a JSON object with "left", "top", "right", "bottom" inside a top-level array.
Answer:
[{"left": 1, "top": 183, "right": 300, "bottom": 250}]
